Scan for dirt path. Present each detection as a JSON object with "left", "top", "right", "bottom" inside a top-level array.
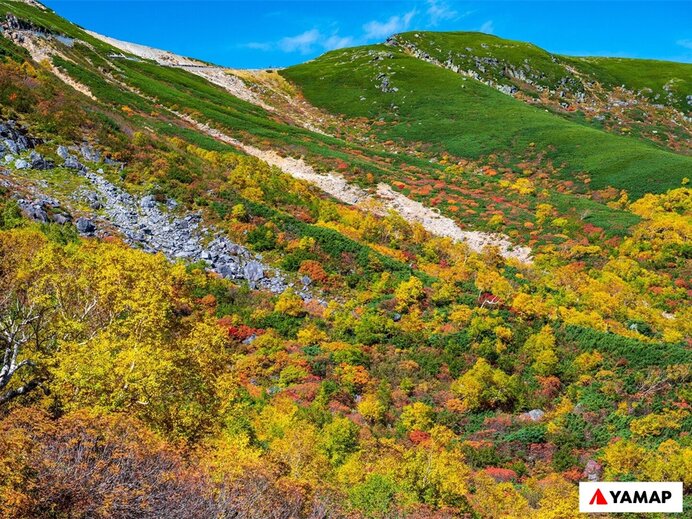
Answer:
[
  {"left": 2, "top": 27, "right": 97, "bottom": 100},
  {"left": 178, "top": 114, "right": 532, "bottom": 263}
]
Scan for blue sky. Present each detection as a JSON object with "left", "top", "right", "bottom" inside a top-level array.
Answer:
[{"left": 41, "top": 1, "right": 692, "bottom": 68}]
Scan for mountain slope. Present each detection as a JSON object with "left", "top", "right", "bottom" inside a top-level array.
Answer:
[
  {"left": 0, "top": 3, "right": 690, "bottom": 518},
  {"left": 0, "top": 0, "right": 538, "bottom": 260},
  {"left": 388, "top": 31, "right": 692, "bottom": 153},
  {"left": 283, "top": 40, "right": 691, "bottom": 198},
  {"left": 391, "top": 31, "right": 692, "bottom": 112}
]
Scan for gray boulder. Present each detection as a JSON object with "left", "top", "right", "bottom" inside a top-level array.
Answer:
[
  {"left": 64, "top": 156, "right": 84, "bottom": 170},
  {"left": 14, "top": 159, "right": 29, "bottom": 170},
  {"left": 29, "top": 151, "right": 53, "bottom": 170},
  {"left": 15, "top": 135, "right": 31, "bottom": 152},
  {"left": 56, "top": 145, "right": 70, "bottom": 159},
  {"left": 82, "top": 192, "right": 102, "bottom": 209},
  {"left": 5, "top": 140, "right": 19, "bottom": 155},
  {"left": 76, "top": 217, "right": 96, "bottom": 234},
  {"left": 80, "top": 144, "right": 101, "bottom": 163},
  {"left": 52, "top": 213, "right": 71, "bottom": 225},
  {"left": 217, "top": 264, "right": 238, "bottom": 279},
  {"left": 520, "top": 409, "right": 545, "bottom": 422},
  {"left": 140, "top": 195, "right": 157, "bottom": 209},
  {"left": 17, "top": 200, "right": 49, "bottom": 223},
  {"left": 37, "top": 196, "right": 59, "bottom": 208},
  {"left": 0, "top": 121, "right": 34, "bottom": 152},
  {"left": 243, "top": 261, "right": 265, "bottom": 282},
  {"left": 528, "top": 409, "right": 545, "bottom": 421}
]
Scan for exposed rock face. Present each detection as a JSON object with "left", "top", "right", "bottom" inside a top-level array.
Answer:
[
  {"left": 1, "top": 120, "right": 36, "bottom": 155},
  {"left": 76, "top": 167, "right": 290, "bottom": 294},
  {"left": 0, "top": 120, "right": 53, "bottom": 171},
  {"left": 56, "top": 145, "right": 71, "bottom": 160},
  {"left": 243, "top": 261, "right": 265, "bottom": 286},
  {"left": 64, "top": 155, "right": 85, "bottom": 170},
  {"left": 16, "top": 196, "right": 63, "bottom": 224},
  {"left": 83, "top": 191, "right": 103, "bottom": 209},
  {"left": 52, "top": 213, "right": 71, "bottom": 225},
  {"left": 17, "top": 199, "right": 49, "bottom": 222},
  {"left": 28, "top": 150, "right": 53, "bottom": 170},
  {"left": 0, "top": 119, "right": 299, "bottom": 296},
  {"left": 13, "top": 159, "right": 29, "bottom": 170},
  {"left": 2, "top": 13, "right": 48, "bottom": 34},
  {"left": 56, "top": 145, "right": 87, "bottom": 171},
  {"left": 80, "top": 144, "right": 101, "bottom": 163}
]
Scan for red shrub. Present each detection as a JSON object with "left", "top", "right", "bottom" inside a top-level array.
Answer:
[{"left": 484, "top": 467, "right": 517, "bottom": 482}]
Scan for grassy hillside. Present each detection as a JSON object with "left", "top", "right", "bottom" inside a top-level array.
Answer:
[
  {"left": 569, "top": 55, "right": 692, "bottom": 112},
  {"left": 283, "top": 44, "right": 691, "bottom": 198},
  {"left": 393, "top": 31, "right": 692, "bottom": 113},
  {"left": 394, "top": 31, "right": 578, "bottom": 91}
]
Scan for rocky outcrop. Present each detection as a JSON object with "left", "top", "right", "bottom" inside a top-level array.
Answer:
[
  {"left": 0, "top": 120, "right": 300, "bottom": 296},
  {"left": 75, "top": 217, "right": 96, "bottom": 234},
  {"left": 376, "top": 73, "right": 398, "bottom": 93},
  {"left": 28, "top": 150, "right": 53, "bottom": 170},
  {"left": 2, "top": 13, "right": 48, "bottom": 34},
  {"left": 15, "top": 195, "right": 69, "bottom": 225},
  {"left": 17, "top": 198, "right": 49, "bottom": 222},
  {"left": 75, "top": 167, "right": 291, "bottom": 293},
  {"left": 0, "top": 120, "right": 37, "bottom": 155},
  {"left": 387, "top": 35, "right": 585, "bottom": 101}
]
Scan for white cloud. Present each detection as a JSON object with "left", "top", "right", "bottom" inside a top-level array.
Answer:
[
  {"left": 676, "top": 38, "right": 692, "bottom": 50},
  {"left": 324, "top": 34, "right": 355, "bottom": 51},
  {"left": 426, "top": 0, "right": 457, "bottom": 26},
  {"left": 243, "top": 41, "right": 272, "bottom": 51},
  {"left": 247, "top": 28, "right": 353, "bottom": 54},
  {"left": 362, "top": 10, "right": 416, "bottom": 40},
  {"left": 279, "top": 28, "right": 322, "bottom": 54},
  {"left": 243, "top": 7, "right": 421, "bottom": 56},
  {"left": 479, "top": 20, "right": 494, "bottom": 34}
]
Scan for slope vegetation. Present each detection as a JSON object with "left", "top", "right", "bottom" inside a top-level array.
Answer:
[
  {"left": 283, "top": 39, "right": 691, "bottom": 197},
  {"left": 0, "top": 4, "right": 690, "bottom": 518}
]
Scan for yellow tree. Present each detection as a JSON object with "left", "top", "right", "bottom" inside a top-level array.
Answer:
[{"left": 451, "top": 358, "right": 514, "bottom": 411}]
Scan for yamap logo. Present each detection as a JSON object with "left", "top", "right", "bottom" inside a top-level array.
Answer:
[
  {"left": 588, "top": 488, "right": 607, "bottom": 505},
  {"left": 579, "top": 482, "right": 683, "bottom": 513}
]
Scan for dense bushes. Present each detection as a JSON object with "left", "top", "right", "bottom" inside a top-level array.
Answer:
[{"left": 562, "top": 325, "right": 690, "bottom": 368}]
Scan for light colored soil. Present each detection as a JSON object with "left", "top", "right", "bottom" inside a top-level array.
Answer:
[
  {"left": 5, "top": 31, "right": 96, "bottom": 100},
  {"left": 87, "top": 31, "right": 271, "bottom": 110},
  {"left": 179, "top": 114, "right": 533, "bottom": 263}
]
